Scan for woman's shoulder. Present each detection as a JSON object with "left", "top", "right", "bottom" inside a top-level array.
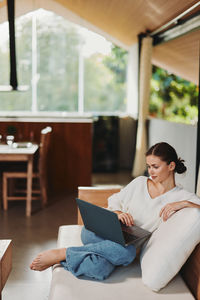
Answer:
[
  {"left": 174, "top": 185, "right": 200, "bottom": 202},
  {"left": 120, "top": 175, "right": 147, "bottom": 194},
  {"left": 128, "top": 176, "right": 147, "bottom": 186}
]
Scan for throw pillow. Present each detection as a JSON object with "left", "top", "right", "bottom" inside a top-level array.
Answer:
[{"left": 140, "top": 207, "right": 200, "bottom": 291}]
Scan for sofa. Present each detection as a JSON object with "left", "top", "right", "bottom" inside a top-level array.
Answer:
[{"left": 48, "top": 186, "right": 200, "bottom": 300}]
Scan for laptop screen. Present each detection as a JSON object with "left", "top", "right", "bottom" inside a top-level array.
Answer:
[{"left": 76, "top": 198, "right": 126, "bottom": 246}]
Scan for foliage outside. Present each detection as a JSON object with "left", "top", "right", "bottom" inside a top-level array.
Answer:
[
  {"left": 0, "top": 10, "right": 127, "bottom": 113},
  {"left": 150, "top": 66, "right": 198, "bottom": 124},
  {"left": 84, "top": 46, "right": 127, "bottom": 112}
]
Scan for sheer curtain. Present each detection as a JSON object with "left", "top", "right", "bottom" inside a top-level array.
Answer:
[{"left": 132, "top": 36, "right": 152, "bottom": 177}]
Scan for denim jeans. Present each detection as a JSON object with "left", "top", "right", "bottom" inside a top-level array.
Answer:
[{"left": 60, "top": 227, "right": 136, "bottom": 280}]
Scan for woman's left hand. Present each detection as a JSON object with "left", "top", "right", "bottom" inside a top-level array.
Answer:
[{"left": 159, "top": 201, "right": 187, "bottom": 221}]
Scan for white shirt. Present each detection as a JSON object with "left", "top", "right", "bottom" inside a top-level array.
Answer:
[{"left": 107, "top": 176, "right": 200, "bottom": 232}]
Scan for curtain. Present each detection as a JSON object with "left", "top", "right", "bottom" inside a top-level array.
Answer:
[{"left": 132, "top": 36, "right": 153, "bottom": 177}]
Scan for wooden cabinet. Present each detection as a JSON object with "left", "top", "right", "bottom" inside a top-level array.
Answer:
[{"left": 0, "top": 119, "right": 92, "bottom": 195}]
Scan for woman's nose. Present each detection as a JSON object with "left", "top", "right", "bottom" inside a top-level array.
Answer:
[{"left": 149, "top": 169, "right": 154, "bottom": 175}]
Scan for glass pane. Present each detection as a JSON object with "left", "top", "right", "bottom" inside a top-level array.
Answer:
[
  {"left": 36, "top": 10, "right": 80, "bottom": 111},
  {"left": 83, "top": 43, "right": 127, "bottom": 113},
  {"left": 0, "top": 22, "right": 9, "bottom": 85},
  {"left": 0, "top": 14, "right": 32, "bottom": 111}
]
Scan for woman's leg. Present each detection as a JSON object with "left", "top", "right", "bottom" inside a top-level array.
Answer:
[
  {"left": 30, "top": 227, "right": 103, "bottom": 272},
  {"left": 30, "top": 248, "right": 66, "bottom": 271},
  {"left": 81, "top": 226, "right": 105, "bottom": 245},
  {"left": 61, "top": 238, "right": 136, "bottom": 280},
  {"left": 30, "top": 227, "right": 137, "bottom": 280}
]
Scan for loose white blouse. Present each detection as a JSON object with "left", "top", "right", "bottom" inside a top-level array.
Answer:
[{"left": 107, "top": 176, "right": 200, "bottom": 232}]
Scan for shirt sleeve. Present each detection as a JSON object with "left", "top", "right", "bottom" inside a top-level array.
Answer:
[
  {"left": 176, "top": 187, "right": 200, "bottom": 205},
  {"left": 187, "top": 194, "right": 200, "bottom": 205},
  {"left": 107, "top": 176, "right": 143, "bottom": 212}
]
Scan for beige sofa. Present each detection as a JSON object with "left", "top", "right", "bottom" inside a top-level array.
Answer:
[{"left": 48, "top": 187, "right": 200, "bottom": 300}]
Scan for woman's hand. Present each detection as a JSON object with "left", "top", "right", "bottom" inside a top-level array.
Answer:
[
  {"left": 159, "top": 201, "right": 190, "bottom": 221},
  {"left": 117, "top": 212, "right": 134, "bottom": 227}
]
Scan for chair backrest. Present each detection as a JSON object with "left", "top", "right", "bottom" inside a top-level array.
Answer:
[
  {"left": 77, "top": 186, "right": 122, "bottom": 225},
  {"left": 38, "top": 126, "right": 52, "bottom": 194}
]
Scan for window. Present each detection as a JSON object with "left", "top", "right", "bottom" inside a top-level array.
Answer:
[{"left": 0, "top": 9, "right": 127, "bottom": 114}]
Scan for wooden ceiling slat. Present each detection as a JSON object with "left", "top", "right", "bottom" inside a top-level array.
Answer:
[
  {"left": 55, "top": 0, "right": 199, "bottom": 45},
  {"left": 152, "top": 29, "right": 200, "bottom": 84}
]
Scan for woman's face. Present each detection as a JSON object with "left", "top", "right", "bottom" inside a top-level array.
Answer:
[{"left": 146, "top": 155, "right": 175, "bottom": 183}]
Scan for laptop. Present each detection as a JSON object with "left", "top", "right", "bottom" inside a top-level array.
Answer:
[{"left": 76, "top": 198, "right": 151, "bottom": 247}]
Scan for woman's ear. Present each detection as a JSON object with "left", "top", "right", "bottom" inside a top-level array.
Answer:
[{"left": 169, "top": 161, "right": 176, "bottom": 171}]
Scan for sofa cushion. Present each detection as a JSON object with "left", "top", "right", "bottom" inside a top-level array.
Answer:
[
  {"left": 48, "top": 225, "right": 194, "bottom": 300},
  {"left": 140, "top": 208, "right": 200, "bottom": 292}
]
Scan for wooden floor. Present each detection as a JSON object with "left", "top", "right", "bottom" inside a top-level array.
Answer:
[{"left": 0, "top": 171, "right": 132, "bottom": 300}]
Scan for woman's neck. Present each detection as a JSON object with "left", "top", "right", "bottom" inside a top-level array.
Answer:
[{"left": 153, "top": 175, "right": 176, "bottom": 193}]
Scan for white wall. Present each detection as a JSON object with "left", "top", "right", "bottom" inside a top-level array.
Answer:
[{"left": 148, "top": 118, "right": 197, "bottom": 192}]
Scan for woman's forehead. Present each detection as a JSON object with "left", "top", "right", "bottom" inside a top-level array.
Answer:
[{"left": 146, "top": 155, "right": 163, "bottom": 164}]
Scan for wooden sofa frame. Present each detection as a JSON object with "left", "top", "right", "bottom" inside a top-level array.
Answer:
[{"left": 78, "top": 186, "right": 200, "bottom": 300}]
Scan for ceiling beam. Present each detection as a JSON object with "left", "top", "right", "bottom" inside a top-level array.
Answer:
[
  {"left": 153, "top": 12, "right": 200, "bottom": 46},
  {"left": 0, "top": 0, "right": 28, "bottom": 92},
  {"left": 7, "top": 0, "right": 18, "bottom": 90}
]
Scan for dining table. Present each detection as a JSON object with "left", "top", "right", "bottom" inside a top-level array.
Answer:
[{"left": 0, "top": 143, "right": 39, "bottom": 216}]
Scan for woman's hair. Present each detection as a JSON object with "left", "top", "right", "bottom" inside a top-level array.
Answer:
[{"left": 146, "top": 142, "right": 187, "bottom": 174}]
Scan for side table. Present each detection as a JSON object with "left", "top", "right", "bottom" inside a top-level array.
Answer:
[{"left": 0, "top": 240, "right": 12, "bottom": 300}]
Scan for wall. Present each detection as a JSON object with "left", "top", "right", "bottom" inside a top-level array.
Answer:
[{"left": 148, "top": 118, "right": 197, "bottom": 192}]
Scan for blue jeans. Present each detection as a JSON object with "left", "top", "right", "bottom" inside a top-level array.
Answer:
[{"left": 60, "top": 227, "right": 136, "bottom": 280}]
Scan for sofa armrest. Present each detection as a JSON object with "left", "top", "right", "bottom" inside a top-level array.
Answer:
[{"left": 77, "top": 186, "right": 122, "bottom": 225}]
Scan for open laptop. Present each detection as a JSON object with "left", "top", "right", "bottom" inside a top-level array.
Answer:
[{"left": 76, "top": 198, "right": 151, "bottom": 247}]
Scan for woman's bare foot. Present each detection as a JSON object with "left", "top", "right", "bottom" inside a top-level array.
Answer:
[{"left": 30, "top": 248, "right": 66, "bottom": 271}]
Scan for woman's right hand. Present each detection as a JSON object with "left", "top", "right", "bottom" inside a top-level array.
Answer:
[{"left": 117, "top": 212, "right": 134, "bottom": 227}]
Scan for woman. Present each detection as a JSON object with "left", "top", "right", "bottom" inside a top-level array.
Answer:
[{"left": 30, "top": 142, "right": 200, "bottom": 280}]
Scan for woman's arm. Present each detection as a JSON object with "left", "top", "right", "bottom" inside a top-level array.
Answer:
[
  {"left": 114, "top": 210, "right": 134, "bottom": 227},
  {"left": 160, "top": 200, "right": 200, "bottom": 221}
]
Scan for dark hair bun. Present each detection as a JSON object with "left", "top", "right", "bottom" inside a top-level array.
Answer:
[{"left": 175, "top": 158, "right": 187, "bottom": 174}]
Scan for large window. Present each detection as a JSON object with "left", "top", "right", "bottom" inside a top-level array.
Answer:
[{"left": 0, "top": 9, "right": 127, "bottom": 114}]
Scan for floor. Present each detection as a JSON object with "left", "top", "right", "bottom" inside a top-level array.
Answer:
[{"left": 1, "top": 170, "right": 132, "bottom": 300}]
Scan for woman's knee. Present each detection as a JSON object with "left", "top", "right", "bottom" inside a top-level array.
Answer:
[
  {"left": 77, "top": 254, "right": 115, "bottom": 280},
  {"left": 81, "top": 227, "right": 105, "bottom": 245}
]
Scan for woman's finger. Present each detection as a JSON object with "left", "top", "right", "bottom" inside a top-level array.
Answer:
[
  {"left": 122, "top": 213, "right": 134, "bottom": 226},
  {"left": 127, "top": 213, "right": 134, "bottom": 226},
  {"left": 118, "top": 213, "right": 134, "bottom": 226}
]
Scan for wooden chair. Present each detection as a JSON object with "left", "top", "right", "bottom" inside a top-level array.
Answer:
[
  {"left": 77, "top": 186, "right": 122, "bottom": 225},
  {"left": 2, "top": 126, "right": 52, "bottom": 216}
]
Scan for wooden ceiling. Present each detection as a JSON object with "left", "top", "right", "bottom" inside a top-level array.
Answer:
[
  {"left": 152, "top": 29, "right": 200, "bottom": 84},
  {"left": 55, "top": 0, "right": 199, "bottom": 45},
  {"left": 53, "top": 0, "right": 200, "bottom": 84}
]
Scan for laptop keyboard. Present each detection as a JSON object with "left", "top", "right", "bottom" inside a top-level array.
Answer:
[{"left": 122, "top": 231, "right": 137, "bottom": 242}]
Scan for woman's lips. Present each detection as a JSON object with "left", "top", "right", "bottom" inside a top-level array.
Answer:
[{"left": 151, "top": 176, "right": 157, "bottom": 179}]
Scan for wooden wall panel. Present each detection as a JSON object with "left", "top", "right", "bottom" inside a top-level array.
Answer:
[{"left": 0, "top": 121, "right": 92, "bottom": 195}]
